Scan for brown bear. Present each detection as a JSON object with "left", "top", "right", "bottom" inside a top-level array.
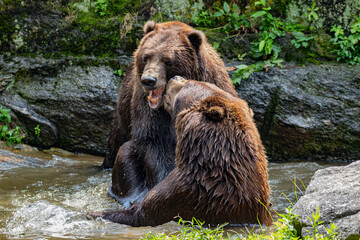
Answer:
[
  {"left": 102, "top": 21, "right": 237, "bottom": 206},
  {"left": 88, "top": 77, "right": 271, "bottom": 227}
]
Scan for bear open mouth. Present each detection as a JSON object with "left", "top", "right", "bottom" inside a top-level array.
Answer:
[{"left": 147, "top": 86, "right": 165, "bottom": 109}]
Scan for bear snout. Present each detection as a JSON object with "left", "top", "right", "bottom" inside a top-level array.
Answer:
[{"left": 141, "top": 76, "right": 157, "bottom": 90}]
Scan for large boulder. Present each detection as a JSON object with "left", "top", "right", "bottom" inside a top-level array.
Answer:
[
  {"left": 292, "top": 160, "right": 360, "bottom": 240},
  {"left": 0, "top": 55, "right": 130, "bottom": 154},
  {"left": 235, "top": 63, "right": 360, "bottom": 161}
]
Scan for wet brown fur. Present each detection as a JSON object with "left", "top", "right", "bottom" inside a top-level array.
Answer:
[
  {"left": 101, "top": 21, "right": 237, "bottom": 206},
  {"left": 90, "top": 79, "right": 271, "bottom": 227}
]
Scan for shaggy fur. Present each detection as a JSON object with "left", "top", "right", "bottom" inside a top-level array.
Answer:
[
  {"left": 89, "top": 78, "right": 271, "bottom": 227},
  {"left": 101, "top": 21, "right": 237, "bottom": 206}
]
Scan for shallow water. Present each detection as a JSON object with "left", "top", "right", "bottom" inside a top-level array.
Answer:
[{"left": 0, "top": 143, "right": 344, "bottom": 240}]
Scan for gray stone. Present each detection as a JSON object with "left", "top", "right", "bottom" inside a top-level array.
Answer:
[
  {"left": 293, "top": 160, "right": 360, "bottom": 240},
  {"left": 1, "top": 55, "right": 360, "bottom": 160},
  {"left": 234, "top": 63, "right": 360, "bottom": 161},
  {"left": 0, "top": 55, "right": 123, "bottom": 154}
]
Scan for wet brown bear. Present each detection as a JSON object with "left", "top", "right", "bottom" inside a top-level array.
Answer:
[
  {"left": 88, "top": 77, "right": 271, "bottom": 226},
  {"left": 102, "top": 21, "right": 237, "bottom": 206}
]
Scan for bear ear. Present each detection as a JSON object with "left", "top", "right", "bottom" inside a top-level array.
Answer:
[
  {"left": 188, "top": 30, "right": 205, "bottom": 53},
  {"left": 204, "top": 106, "right": 225, "bottom": 121},
  {"left": 143, "top": 21, "right": 156, "bottom": 34}
]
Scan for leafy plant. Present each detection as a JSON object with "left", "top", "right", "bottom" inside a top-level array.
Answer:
[
  {"left": 94, "top": 0, "right": 108, "bottom": 16},
  {"left": 307, "top": 206, "right": 325, "bottom": 238},
  {"left": 330, "top": 19, "right": 360, "bottom": 65},
  {"left": 114, "top": 69, "right": 123, "bottom": 77},
  {"left": 326, "top": 223, "right": 339, "bottom": 239},
  {"left": 302, "top": 206, "right": 339, "bottom": 240},
  {"left": 250, "top": 0, "right": 286, "bottom": 59},
  {"left": 34, "top": 125, "right": 41, "bottom": 137},
  {"left": 213, "top": 2, "right": 251, "bottom": 35},
  {"left": 193, "top": 10, "right": 217, "bottom": 28},
  {"left": 232, "top": 58, "right": 283, "bottom": 85},
  {"left": 304, "top": 1, "right": 319, "bottom": 31},
  {"left": 143, "top": 217, "right": 227, "bottom": 240},
  {"left": 0, "top": 107, "right": 25, "bottom": 146},
  {"left": 143, "top": 209, "right": 339, "bottom": 240},
  {"left": 291, "top": 31, "right": 314, "bottom": 48}
]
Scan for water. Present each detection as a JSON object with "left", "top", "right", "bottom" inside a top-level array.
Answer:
[{"left": 0, "top": 143, "right": 343, "bottom": 240}]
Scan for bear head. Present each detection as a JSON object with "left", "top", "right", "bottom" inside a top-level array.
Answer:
[
  {"left": 164, "top": 76, "right": 227, "bottom": 122},
  {"left": 135, "top": 21, "right": 206, "bottom": 109}
]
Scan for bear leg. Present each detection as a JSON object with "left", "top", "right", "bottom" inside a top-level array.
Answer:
[
  {"left": 110, "top": 141, "right": 148, "bottom": 207},
  {"left": 90, "top": 170, "right": 193, "bottom": 227}
]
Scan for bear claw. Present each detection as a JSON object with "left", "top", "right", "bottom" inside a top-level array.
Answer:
[{"left": 86, "top": 212, "right": 104, "bottom": 220}]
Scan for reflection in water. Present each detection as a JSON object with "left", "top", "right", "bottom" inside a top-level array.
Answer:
[{"left": 0, "top": 144, "right": 341, "bottom": 239}]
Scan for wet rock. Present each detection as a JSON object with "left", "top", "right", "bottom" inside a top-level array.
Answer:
[
  {"left": 3, "top": 94, "right": 58, "bottom": 148},
  {"left": 2, "top": 55, "right": 360, "bottom": 160},
  {"left": 0, "top": 75, "right": 14, "bottom": 92},
  {"left": 292, "top": 160, "right": 360, "bottom": 240},
  {"left": 0, "top": 56, "right": 125, "bottom": 155},
  {"left": 234, "top": 63, "right": 360, "bottom": 161}
]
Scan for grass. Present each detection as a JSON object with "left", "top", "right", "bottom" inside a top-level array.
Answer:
[{"left": 142, "top": 209, "right": 339, "bottom": 240}]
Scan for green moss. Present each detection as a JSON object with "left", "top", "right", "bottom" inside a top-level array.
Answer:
[
  {"left": 269, "top": 0, "right": 292, "bottom": 18},
  {"left": 300, "top": 127, "right": 360, "bottom": 161},
  {"left": 0, "top": 11, "right": 16, "bottom": 52}
]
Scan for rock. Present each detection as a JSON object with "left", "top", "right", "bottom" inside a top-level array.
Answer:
[
  {"left": 3, "top": 94, "right": 58, "bottom": 148},
  {"left": 0, "top": 55, "right": 128, "bottom": 155},
  {"left": 0, "top": 74, "right": 14, "bottom": 92},
  {"left": 234, "top": 63, "right": 360, "bottom": 161},
  {"left": 293, "top": 160, "right": 360, "bottom": 240},
  {"left": 285, "top": 0, "right": 360, "bottom": 32},
  {"left": 1, "top": 55, "right": 360, "bottom": 160}
]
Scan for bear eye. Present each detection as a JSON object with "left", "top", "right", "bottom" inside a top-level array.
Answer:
[
  {"left": 164, "top": 58, "right": 172, "bottom": 66},
  {"left": 143, "top": 55, "right": 149, "bottom": 62}
]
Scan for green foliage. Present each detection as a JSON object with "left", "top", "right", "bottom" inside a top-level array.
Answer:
[
  {"left": 301, "top": 206, "right": 339, "bottom": 240},
  {"left": 291, "top": 32, "right": 314, "bottom": 48},
  {"left": 143, "top": 217, "right": 227, "bottom": 240},
  {"left": 250, "top": 0, "right": 285, "bottom": 60},
  {"left": 34, "top": 125, "right": 40, "bottom": 137},
  {"left": 307, "top": 206, "right": 325, "bottom": 238},
  {"left": 0, "top": 107, "right": 24, "bottom": 146},
  {"left": 143, "top": 208, "right": 339, "bottom": 240},
  {"left": 193, "top": 11, "right": 217, "bottom": 28},
  {"left": 232, "top": 58, "right": 283, "bottom": 86},
  {"left": 196, "top": 0, "right": 314, "bottom": 87},
  {"left": 330, "top": 19, "right": 360, "bottom": 65},
  {"left": 213, "top": 2, "right": 250, "bottom": 35},
  {"left": 114, "top": 69, "right": 123, "bottom": 77},
  {"left": 304, "top": 1, "right": 319, "bottom": 31},
  {"left": 250, "top": 0, "right": 313, "bottom": 59},
  {"left": 212, "top": 0, "right": 314, "bottom": 85},
  {"left": 94, "top": 0, "right": 108, "bottom": 16},
  {"left": 94, "top": 0, "right": 134, "bottom": 16},
  {"left": 212, "top": 41, "right": 220, "bottom": 51}
]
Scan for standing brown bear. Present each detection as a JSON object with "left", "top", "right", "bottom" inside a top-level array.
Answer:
[
  {"left": 88, "top": 77, "right": 271, "bottom": 226},
  {"left": 102, "top": 21, "right": 237, "bottom": 206}
]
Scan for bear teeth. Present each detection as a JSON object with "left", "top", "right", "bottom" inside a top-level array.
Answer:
[{"left": 148, "top": 96, "right": 159, "bottom": 103}]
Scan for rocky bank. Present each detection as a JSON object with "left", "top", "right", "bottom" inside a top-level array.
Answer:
[
  {"left": 293, "top": 160, "right": 360, "bottom": 240},
  {"left": 1, "top": 55, "right": 359, "bottom": 161},
  {"left": 0, "top": 55, "right": 130, "bottom": 154}
]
